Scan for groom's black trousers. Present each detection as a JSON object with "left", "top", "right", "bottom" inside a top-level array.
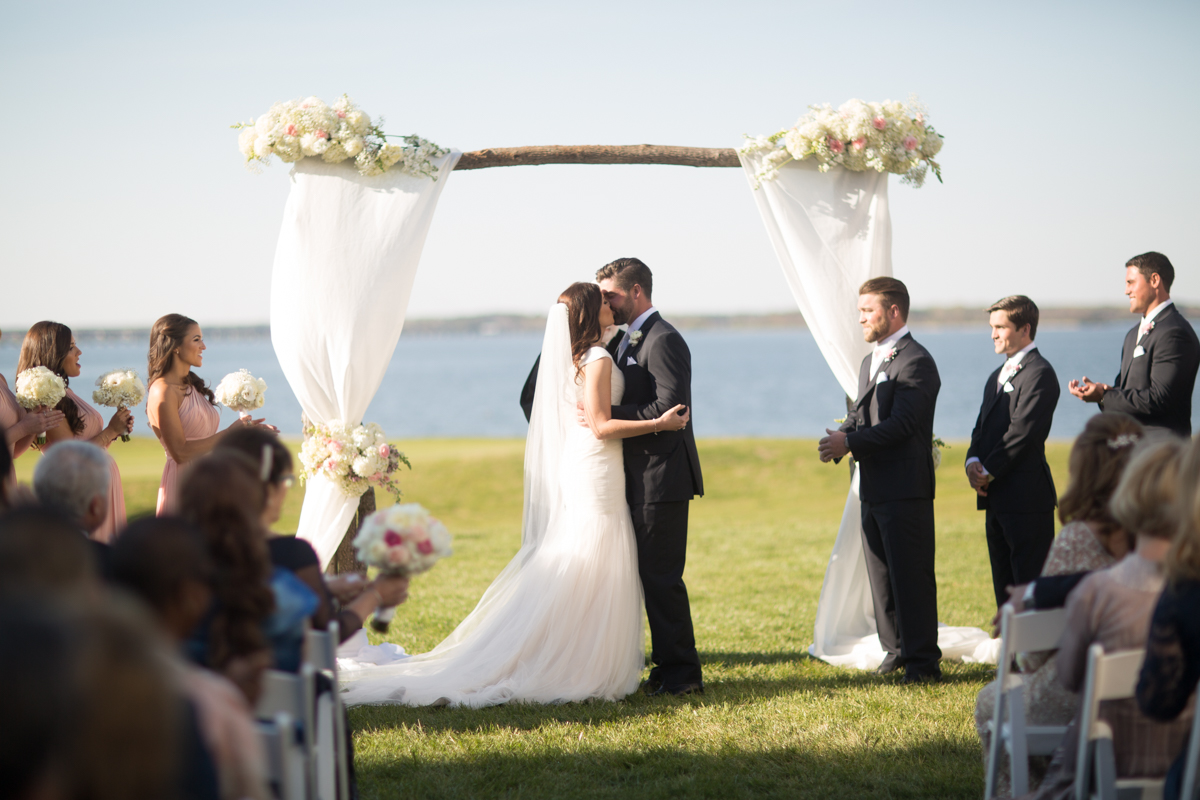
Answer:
[
  {"left": 630, "top": 501, "right": 703, "bottom": 688},
  {"left": 860, "top": 498, "right": 941, "bottom": 674}
]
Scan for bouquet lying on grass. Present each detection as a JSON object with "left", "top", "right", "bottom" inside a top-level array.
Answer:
[
  {"left": 214, "top": 369, "right": 267, "bottom": 416},
  {"left": 354, "top": 503, "right": 453, "bottom": 631},
  {"left": 15, "top": 366, "right": 67, "bottom": 447},
  {"left": 298, "top": 420, "right": 409, "bottom": 501},
  {"left": 92, "top": 369, "right": 146, "bottom": 443}
]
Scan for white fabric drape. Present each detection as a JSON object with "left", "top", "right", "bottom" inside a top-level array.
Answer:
[
  {"left": 271, "top": 153, "right": 460, "bottom": 567},
  {"left": 739, "top": 152, "right": 995, "bottom": 668}
]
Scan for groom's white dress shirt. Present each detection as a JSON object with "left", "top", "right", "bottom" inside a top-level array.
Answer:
[
  {"left": 868, "top": 325, "right": 910, "bottom": 376},
  {"left": 966, "top": 340, "right": 1037, "bottom": 476},
  {"left": 617, "top": 306, "right": 659, "bottom": 361}
]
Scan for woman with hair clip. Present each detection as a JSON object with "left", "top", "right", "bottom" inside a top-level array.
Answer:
[
  {"left": 17, "top": 321, "right": 132, "bottom": 541},
  {"left": 214, "top": 427, "right": 410, "bottom": 645},
  {"left": 146, "top": 314, "right": 272, "bottom": 515},
  {"left": 340, "top": 282, "right": 691, "bottom": 707}
]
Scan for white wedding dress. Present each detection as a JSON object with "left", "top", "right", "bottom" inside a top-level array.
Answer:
[{"left": 340, "top": 305, "right": 644, "bottom": 707}]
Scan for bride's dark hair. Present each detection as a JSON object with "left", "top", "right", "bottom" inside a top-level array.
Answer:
[{"left": 558, "top": 282, "right": 603, "bottom": 372}]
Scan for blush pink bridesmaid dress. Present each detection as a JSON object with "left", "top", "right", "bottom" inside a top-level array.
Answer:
[
  {"left": 63, "top": 388, "right": 127, "bottom": 543},
  {"left": 0, "top": 375, "right": 25, "bottom": 476},
  {"left": 152, "top": 387, "right": 220, "bottom": 515}
]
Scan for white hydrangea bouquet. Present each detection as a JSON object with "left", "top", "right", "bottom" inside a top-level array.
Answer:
[
  {"left": 15, "top": 367, "right": 67, "bottom": 447},
  {"left": 298, "top": 420, "right": 409, "bottom": 501},
  {"left": 91, "top": 369, "right": 147, "bottom": 443},
  {"left": 214, "top": 369, "right": 267, "bottom": 417},
  {"left": 740, "top": 97, "right": 944, "bottom": 188},
  {"left": 233, "top": 94, "right": 449, "bottom": 179},
  {"left": 353, "top": 503, "right": 453, "bottom": 631}
]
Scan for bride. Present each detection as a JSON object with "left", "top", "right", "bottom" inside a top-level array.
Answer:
[{"left": 341, "top": 283, "right": 690, "bottom": 707}]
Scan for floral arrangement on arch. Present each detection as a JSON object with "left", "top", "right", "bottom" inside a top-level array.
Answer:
[
  {"left": 740, "top": 98, "right": 943, "bottom": 188},
  {"left": 298, "top": 420, "right": 410, "bottom": 501},
  {"left": 233, "top": 94, "right": 448, "bottom": 179}
]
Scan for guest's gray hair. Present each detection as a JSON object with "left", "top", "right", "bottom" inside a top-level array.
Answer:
[{"left": 32, "top": 441, "right": 111, "bottom": 525}]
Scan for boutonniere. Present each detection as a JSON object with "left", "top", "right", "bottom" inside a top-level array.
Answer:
[
  {"left": 882, "top": 347, "right": 898, "bottom": 364},
  {"left": 628, "top": 330, "right": 643, "bottom": 347}
]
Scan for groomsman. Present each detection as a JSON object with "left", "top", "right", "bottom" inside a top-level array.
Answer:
[
  {"left": 965, "top": 296, "right": 1060, "bottom": 609},
  {"left": 1069, "top": 252, "right": 1200, "bottom": 436},
  {"left": 819, "top": 278, "right": 942, "bottom": 684}
]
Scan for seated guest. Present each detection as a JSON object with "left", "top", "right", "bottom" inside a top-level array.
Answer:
[
  {"left": 976, "top": 413, "right": 1141, "bottom": 795},
  {"left": 1029, "top": 439, "right": 1192, "bottom": 799},
  {"left": 1137, "top": 434, "right": 1200, "bottom": 800},
  {"left": 0, "top": 505, "right": 100, "bottom": 596},
  {"left": 110, "top": 517, "right": 269, "bottom": 800},
  {"left": 31, "top": 440, "right": 118, "bottom": 575},
  {"left": 215, "top": 426, "right": 410, "bottom": 641}
]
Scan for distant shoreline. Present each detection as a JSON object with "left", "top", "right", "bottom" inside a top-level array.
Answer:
[{"left": 0, "top": 306, "right": 1181, "bottom": 343}]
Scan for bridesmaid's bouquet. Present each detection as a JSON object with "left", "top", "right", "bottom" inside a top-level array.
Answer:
[
  {"left": 214, "top": 369, "right": 267, "bottom": 417},
  {"left": 298, "top": 420, "right": 409, "bottom": 501},
  {"left": 15, "top": 366, "right": 67, "bottom": 447},
  {"left": 353, "top": 503, "right": 453, "bottom": 632},
  {"left": 92, "top": 369, "right": 147, "bottom": 443}
]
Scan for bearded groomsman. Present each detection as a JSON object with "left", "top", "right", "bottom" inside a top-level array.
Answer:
[
  {"left": 965, "top": 296, "right": 1060, "bottom": 609},
  {"left": 819, "top": 278, "right": 942, "bottom": 684},
  {"left": 1069, "top": 252, "right": 1200, "bottom": 436}
]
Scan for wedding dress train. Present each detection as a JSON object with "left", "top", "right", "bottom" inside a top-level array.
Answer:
[{"left": 340, "top": 307, "right": 644, "bottom": 707}]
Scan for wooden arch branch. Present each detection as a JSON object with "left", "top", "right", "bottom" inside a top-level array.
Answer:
[{"left": 454, "top": 144, "right": 741, "bottom": 171}]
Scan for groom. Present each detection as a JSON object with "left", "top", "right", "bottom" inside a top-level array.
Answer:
[
  {"left": 818, "top": 277, "right": 942, "bottom": 684},
  {"left": 597, "top": 258, "right": 706, "bottom": 696}
]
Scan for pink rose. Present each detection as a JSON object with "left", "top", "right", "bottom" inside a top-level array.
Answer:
[
  {"left": 324, "top": 458, "right": 336, "bottom": 470},
  {"left": 903, "top": 135, "right": 918, "bottom": 151},
  {"left": 285, "top": 123, "right": 298, "bottom": 136},
  {"left": 330, "top": 441, "right": 342, "bottom": 452},
  {"left": 384, "top": 530, "right": 402, "bottom": 546},
  {"left": 872, "top": 117, "right": 887, "bottom": 130},
  {"left": 337, "top": 110, "right": 347, "bottom": 118},
  {"left": 851, "top": 137, "right": 866, "bottom": 150},
  {"left": 371, "top": 472, "right": 384, "bottom": 482},
  {"left": 826, "top": 136, "right": 844, "bottom": 154},
  {"left": 417, "top": 539, "right": 434, "bottom": 555},
  {"left": 378, "top": 444, "right": 389, "bottom": 458},
  {"left": 386, "top": 547, "right": 411, "bottom": 567},
  {"left": 316, "top": 130, "right": 328, "bottom": 139}
]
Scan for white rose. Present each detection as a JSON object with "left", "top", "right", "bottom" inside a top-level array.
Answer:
[
  {"left": 238, "top": 127, "right": 257, "bottom": 157},
  {"left": 346, "top": 111, "right": 370, "bottom": 135},
  {"left": 253, "top": 136, "right": 274, "bottom": 158},
  {"left": 343, "top": 137, "right": 365, "bottom": 157},
  {"left": 300, "top": 132, "right": 321, "bottom": 156}
]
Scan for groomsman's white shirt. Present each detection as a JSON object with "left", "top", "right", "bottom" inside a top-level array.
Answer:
[
  {"left": 1139, "top": 298, "right": 1174, "bottom": 340},
  {"left": 966, "top": 340, "right": 1037, "bottom": 476},
  {"left": 868, "top": 325, "right": 910, "bottom": 376},
  {"left": 617, "top": 306, "right": 659, "bottom": 361}
]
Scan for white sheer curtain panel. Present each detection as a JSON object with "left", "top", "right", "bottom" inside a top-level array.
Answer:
[
  {"left": 739, "top": 152, "right": 996, "bottom": 668},
  {"left": 271, "top": 152, "right": 461, "bottom": 568}
]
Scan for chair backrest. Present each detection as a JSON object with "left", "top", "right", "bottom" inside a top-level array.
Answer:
[
  {"left": 304, "top": 621, "right": 340, "bottom": 675},
  {"left": 1004, "top": 607, "right": 1069, "bottom": 656},
  {"left": 258, "top": 713, "right": 306, "bottom": 800},
  {"left": 1181, "top": 695, "right": 1200, "bottom": 800},
  {"left": 1074, "top": 645, "right": 1147, "bottom": 800}
]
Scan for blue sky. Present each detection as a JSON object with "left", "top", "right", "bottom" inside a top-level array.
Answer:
[{"left": 1, "top": 0, "right": 1197, "bottom": 327}]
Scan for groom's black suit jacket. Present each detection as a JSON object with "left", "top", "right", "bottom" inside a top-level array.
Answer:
[
  {"left": 839, "top": 333, "right": 940, "bottom": 503},
  {"left": 1100, "top": 303, "right": 1200, "bottom": 436},
  {"left": 609, "top": 312, "right": 704, "bottom": 506},
  {"left": 965, "top": 348, "right": 1059, "bottom": 513}
]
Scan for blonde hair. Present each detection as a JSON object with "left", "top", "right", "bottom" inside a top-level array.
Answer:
[
  {"left": 1109, "top": 438, "right": 1185, "bottom": 540},
  {"left": 1167, "top": 436, "right": 1200, "bottom": 583}
]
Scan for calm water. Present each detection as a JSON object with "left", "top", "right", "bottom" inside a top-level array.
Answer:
[{"left": 1, "top": 322, "right": 1189, "bottom": 442}]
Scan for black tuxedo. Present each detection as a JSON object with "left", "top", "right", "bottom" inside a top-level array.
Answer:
[
  {"left": 839, "top": 332, "right": 941, "bottom": 676},
  {"left": 965, "top": 348, "right": 1060, "bottom": 606},
  {"left": 1101, "top": 303, "right": 1200, "bottom": 436},
  {"left": 610, "top": 312, "right": 704, "bottom": 688}
]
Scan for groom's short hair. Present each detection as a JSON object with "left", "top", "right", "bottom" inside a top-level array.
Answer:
[
  {"left": 859, "top": 277, "right": 910, "bottom": 321},
  {"left": 1127, "top": 251, "right": 1174, "bottom": 292},
  {"left": 987, "top": 295, "right": 1040, "bottom": 339},
  {"left": 597, "top": 258, "right": 653, "bottom": 300}
]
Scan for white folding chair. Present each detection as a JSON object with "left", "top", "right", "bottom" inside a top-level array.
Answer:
[
  {"left": 1074, "top": 644, "right": 1163, "bottom": 800},
  {"left": 1180, "top": 695, "right": 1200, "bottom": 800},
  {"left": 984, "top": 605, "right": 1070, "bottom": 799},
  {"left": 305, "top": 621, "right": 350, "bottom": 800},
  {"left": 258, "top": 712, "right": 307, "bottom": 800},
  {"left": 257, "top": 665, "right": 318, "bottom": 800}
]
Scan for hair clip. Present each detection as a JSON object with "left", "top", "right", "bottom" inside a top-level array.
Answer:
[
  {"left": 260, "top": 443, "right": 274, "bottom": 482},
  {"left": 1107, "top": 434, "right": 1139, "bottom": 450}
]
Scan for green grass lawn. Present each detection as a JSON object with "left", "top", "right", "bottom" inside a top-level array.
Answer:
[{"left": 17, "top": 436, "right": 1074, "bottom": 798}]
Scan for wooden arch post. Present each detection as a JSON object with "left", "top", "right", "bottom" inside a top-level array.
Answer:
[{"left": 326, "top": 144, "right": 742, "bottom": 575}]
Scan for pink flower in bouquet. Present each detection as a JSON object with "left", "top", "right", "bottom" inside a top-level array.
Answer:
[
  {"left": 324, "top": 458, "right": 336, "bottom": 471},
  {"left": 384, "top": 530, "right": 402, "bottom": 547},
  {"left": 329, "top": 441, "right": 342, "bottom": 452},
  {"left": 316, "top": 130, "right": 328, "bottom": 139},
  {"left": 285, "top": 123, "right": 298, "bottom": 136},
  {"left": 851, "top": 137, "right": 866, "bottom": 150},
  {"left": 386, "top": 547, "right": 411, "bottom": 567},
  {"left": 378, "top": 444, "right": 390, "bottom": 458},
  {"left": 872, "top": 117, "right": 887, "bottom": 130},
  {"left": 337, "top": 110, "right": 347, "bottom": 119},
  {"left": 371, "top": 472, "right": 385, "bottom": 482},
  {"left": 903, "top": 135, "right": 919, "bottom": 151},
  {"left": 417, "top": 539, "right": 434, "bottom": 555},
  {"left": 827, "top": 136, "right": 844, "bottom": 154}
]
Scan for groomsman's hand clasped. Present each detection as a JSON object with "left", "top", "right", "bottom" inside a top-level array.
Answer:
[
  {"left": 1068, "top": 376, "right": 1108, "bottom": 403},
  {"left": 817, "top": 428, "right": 849, "bottom": 462}
]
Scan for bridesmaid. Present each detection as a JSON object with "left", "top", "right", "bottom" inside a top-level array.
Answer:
[
  {"left": 1, "top": 328, "right": 66, "bottom": 465},
  {"left": 17, "top": 322, "right": 133, "bottom": 541},
  {"left": 145, "top": 314, "right": 268, "bottom": 515}
]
